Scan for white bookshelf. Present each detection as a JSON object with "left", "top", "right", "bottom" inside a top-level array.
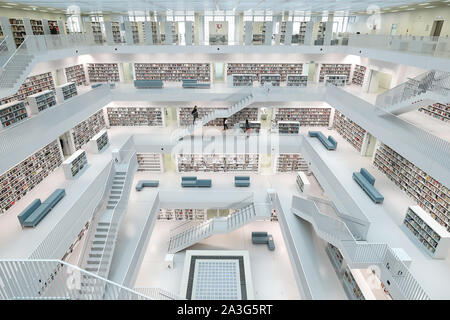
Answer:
[
  {"left": 333, "top": 110, "right": 366, "bottom": 152},
  {"left": 342, "top": 266, "right": 365, "bottom": 300},
  {"left": 87, "top": 129, "right": 109, "bottom": 154},
  {"left": 286, "top": 74, "right": 308, "bottom": 87},
  {"left": 56, "top": 82, "right": 77, "bottom": 102},
  {"left": 296, "top": 171, "right": 311, "bottom": 194},
  {"left": 277, "top": 121, "right": 300, "bottom": 134},
  {"left": 137, "top": 153, "right": 164, "bottom": 172},
  {"left": 373, "top": 143, "right": 449, "bottom": 231},
  {"left": 158, "top": 208, "right": 206, "bottom": 221},
  {"left": 325, "top": 243, "right": 344, "bottom": 274},
  {"left": 419, "top": 103, "right": 449, "bottom": 123},
  {"left": 87, "top": 63, "right": 120, "bottom": 83},
  {"left": 259, "top": 74, "right": 281, "bottom": 86},
  {"left": 107, "top": 107, "right": 164, "bottom": 127},
  {"left": 319, "top": 64, "right": 351, "bottom": 83},
  {"left": 403, "top": 205, "right": 450, "bottom": 259},
  {"left": 134, "top": 63, "right": 210, "bottom": 82},
  {"left": 352, "top": 65, "right": 367, "bottom": 86},
  {"left": 0, "top": 100, "right": 28, "bottom": 128},
  {"left": 325, "top": 74, "right": 347, "bottom": 87},
  {"left": 62, "top": 149, "right": 88, "bottom": 179},
  {"left": 72, "top": 110, "right": 106, "bottom": 150},
  {"left": 274, "top": 107, "right": 331, "bottom": 127},
  {"left": 176, "top": 154, "right": 260, "bottom": 173},
  {"left": 26, "top": 90, "right": 56, "bottom": 114},
  {"left": 238, "top": 121, "right": 261, "bottom": 134},
  {"left": 65, "top": 64, "right": 87, "bottom": 86},
  {"left": 232, "top": 74, "right": 255, "bottom": 87},
  {"left": 274, "top": 153, "right": 308, "bottom": 173},
  {"left": 227, "top": 63, "right": 303, "bottom": 82}
]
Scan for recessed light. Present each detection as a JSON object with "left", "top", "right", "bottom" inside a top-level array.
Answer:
[
  {"left": 391, "top": 10, "right": 399, "bottom": 12},
  {"left": 406, "top": 8, "right": 415, "bottom": 10},
  {"left": 2, "top": 5, "right": 13, "bottom": 8},
  {"left": 418, "top": 2, "right": 430, "bottom": 5},
  {"left": 47, "top": 8, "right": 56, "bottom": 10},
  {"left": 399, "top": 6, "right": 409, "bottom": 8},
  {"left": 5, "top": 2, "right": 18, "bottom": 5},
  {"left": 22, "top": 8, "right": 31, "bottom": 10},
  {"left": 424, "top": 6, "right": 436, "bottom": 8}
]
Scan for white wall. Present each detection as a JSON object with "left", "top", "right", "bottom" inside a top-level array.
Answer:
[{"left": 348, "top": 8, "right": 450, "bottom": 37}]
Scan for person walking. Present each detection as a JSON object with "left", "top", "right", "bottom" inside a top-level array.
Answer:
[
  {"left": 223, "top": 118, "right": 229, "bottom": 131},
  {"left": 191, "top": 105, "right": 198, "bottom": 125},
  {"left": 245, "top": 118, "right": 251, "bottom": 138}
]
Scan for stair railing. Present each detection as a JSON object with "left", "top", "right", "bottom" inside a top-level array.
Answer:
[{"left": 0, "top": 36, "right": 33, "bottom": 87}]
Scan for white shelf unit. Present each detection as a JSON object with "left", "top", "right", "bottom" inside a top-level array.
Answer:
[
  {"left": 232, "top": 74, "right": 255, "bottom": 87},
  {"left": 238, "top": 121, "right": 261, "bottom": 134},
  {"left": 333, "top": 110, "right": 366, "bottom": 152},
  {"left": 137, "top": 153, "right": 164, "bottom": 172},
  {"left": 0, "top": 72, "right": 55, "bottom": 106},
  {"left": 273, "top": 107, "right": 331, "bottom": 127},
  {"left": 227, "top": 63, "right": 303, "bottom": 83},
  {"left": 373, "top": 143, "right": 450, "bottom": 231},
  {"left": 292, "top": 22, "right": 308, "bottom": 44},
  {"left": 9, "top": 18, "right": 26, "bottom": 48},
  {"left": 403, "top": 205, "right": 450, "bottom": 259},
  {"left": 62, "top": 149, "right": 88, "bottom": 180},
  {"left": 325, "top": 243, "right": 344, "bottom": 274},
  {"left": 325, "top": 74, "right": 347, "bottom": 87},
  {"left": 30, "top": 19, "right": 44, "bottom": 35},
  {"left": 259, "top": 74, "right": 281, "bottom": 86},
  {"left": 107, "top": 107, "right": 164, "bottom": 127},
  {"left": 419, "top": 103, "right": 449, "bottom": 123},
  {"left": 319, "top": 64, "right": 351, "bottom": 83},
  {"left": 111, "top": 21, "right": 122, "bottom": 43},
  {"left": 176, "top": 154, "right": 260, "bottom": 173},
  {"left": 296, "top": 171, "right": 311, "bottom": 194},
  {"left": 90, "top": 21, "right": 104, "bottom": 44},
  {"left": 131, "top": 21, "right": 140, "bottom": 44},
  {"left": 71, "top": 110, "right": 106, "bottom": 150},
  {"left": 342, "top": 266, "right": 366, "bottom": 300},
  {"left": 87, "top": 63, "right": 120, "bottom": 83},
  {"left": 274, "top": 153, "right": 308, "bottom": 173},
  {"left": 56, "top": 82, "right": 77, "bottom": 102},
  {"left": 286, "top": 74, "right": 308, "bottom": 87},
  {"left": 352, "top": 65, "right": 367, "bottom": 86},
  {"left": 0, "top": 100, "right": 28, "bottom": 128},
  {"left": 158, "top": 208, "right": 206, "bottom": 221},
  {"left": 0, "top": 140, "right": 62, "bottom": 213},
  {"left": 26, "top": 90, "right": 56, "bottom": 114},
  {"left": 87, "top": 129, "right": 109, "bottom": 154},
  {"left": 65, "top": 64, "right": 87, "bottom": 86},
  {"left": 277, "top": 121, "right": 300, "bottom": 134},
  {"left": 134, "top": 63, "right": 210, "bottom": 82}
]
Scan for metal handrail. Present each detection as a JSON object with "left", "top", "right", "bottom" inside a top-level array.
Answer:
[{"left": 1, "top": 35, "right": 30, "bottom": 70}]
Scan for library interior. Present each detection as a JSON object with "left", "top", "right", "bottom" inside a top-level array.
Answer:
[{"left": 0, "top": 0, "right": 449, "bottom": 302}]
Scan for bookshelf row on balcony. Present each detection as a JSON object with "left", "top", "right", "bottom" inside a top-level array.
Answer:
[
  {"left": 227, "top": 63, "right": 303, "bottom": 82},
  {"left": 107, "top": 107, "right": 164, "bottom": 127},
  {"left": 137, "top": 153, "right": 164, "bottom": 172},
  {"left": 176, "top": 154, "right": 260, "bottom": 172},
  {"left": 419, "top": 103, "right": 449, "bottom": 123},
  {"left": 333, "top": 110, "right": 366, "bottom": 152},
  {"left": 71, "top": 110, "right": 107, "bottom": 151},
  {"left": 273, "top": 107, "right": 331, "bottom": 127},
  {"left": 158, "top": 208, "right": 206, "bottom": 220},
  {"left": 134, "top": 63, "right": 210, "bottom": 82},
  {"left": 65, "top": 64, "right": 88, "bottom": 86},
  {"left": 274, "top": 153, "right": 308, "bottom": 173},
  {"left": 87, "top": 63, "right": 120, "bottom": 83}
]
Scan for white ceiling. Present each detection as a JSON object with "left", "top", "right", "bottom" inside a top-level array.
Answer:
[{"left": 1, "top": 0, "right": 449, "bottom": 14}]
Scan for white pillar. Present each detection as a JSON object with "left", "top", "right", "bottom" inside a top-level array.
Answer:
[
  {"left": 104, "top": 21, "right": 114, "bottom": 45},
  {"left": 143, "top": 21, "right": 153, "bottom": 45},
  {"left": 264, "top": 21, "right": 273, "bottom": 45},
  {"left": 284, "top": 21, "right": 293, "bottom": 45},
  {"left": 185, "top": 21, "right": 193, "bottom": 45},
  {"left": 244, "top": 21, "right": 253, "bottom": 45}
]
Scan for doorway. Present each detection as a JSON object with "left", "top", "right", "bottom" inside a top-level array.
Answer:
[
  {"left": 59, "top": 132, "right": 75, "bottom": 157},
  {"left": 367, "top": 70, "right": 392, "bottom": 94},
  {"left": 430, "top": 20, "right": 444, "bottom": 37},
  {"left": 214, "top": 62, "right": 225, "bottom": 83},
  {"left": 361, "top": 133, "right": 377, "bottom": 157},
  {"left": 308, "top": 62, "right": 316, "bottom": 82}
]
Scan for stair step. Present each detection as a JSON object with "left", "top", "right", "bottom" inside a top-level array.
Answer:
[
  {"left": 98, "top": 222, "right": 110, "bottom": 226},
  {"left": 106, "top": 206, "right": 116, "bottom": 209},
  {"left": 96, "top": 228, "right": 109, "bottom": 232},
  {"left": 110, "top": 190, "right": 122, "bottom": 194},
  {"left": 109, "top": 196, "right": 120, "bottom": 199},
  {"left": 94, "top": 234, "right": 107, "bottom": 238},
  {"left": 115, "top": 172, "right": 126, "bottom": 175},
  {"left": 87, "top": 259, "right": 100, "bottom": 264}
]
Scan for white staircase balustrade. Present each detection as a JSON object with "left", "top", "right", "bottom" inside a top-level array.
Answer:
[
  {"left": 133, "top": 287, "right": 185, "bottom": 300},
  {"left": 0, "top": 259, "right": 152, "bottom": 300},
  {"left": 291, "top": 194, "right": 430, "bottom": 300},
  {"left": 375, "top": 70, "right": 450, "bottom": 115},
  {"left": 173, "top": 93, "right": 254, "bottom": 141},
  {"left": 167, "top": 203, "right": 257, "bottom": 253}
]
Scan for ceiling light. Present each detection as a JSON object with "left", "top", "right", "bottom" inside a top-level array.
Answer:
[
  {"left": 418, "top": 2, "right": 430, "bottom": 5},
  {"left": 5, "top": 2, "right": 18, "bottom": 5},
  {"left": 391, "top": 10, "right": 399, "bottom": 12},
  {"left": 399, "top": 6, "right": 409, "bottom": 8},
  {"left": 2, "top": 5, "right": 13, "bottom": 8},
  {"left": 406, "top": 8, "right": 415, "bottom": 10},
  {"left": 424, "top": 6, "right": 436, "bottom": 8},
  {"left": 47, "top": 8, "right": 56, "bottom": 10},
  {"left": 22, "top": 8, "right": 31, "bottom": 10}
]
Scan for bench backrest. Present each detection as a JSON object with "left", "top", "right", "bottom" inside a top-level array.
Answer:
[
  {"left": 360, "top": 168, "right": 375, "bottom": 185},
  {"left": 134, "top": 80, "right": 163, "bottom": 87},
  {"left": 235, "top": 176, "right": 250, "bottom": 181},
  {"left": 252, "top": 231, "right": 268, "bottom": 237},
  {"left": 182, "top": 176, "right": 197, "bottom": 181},
  {"left": 18, "top": 199, "right": 41, "bottom": 225},
  {"left": 328, "top": 136, "right": 338, "bottom": 147},
  {"left": 182, "top": 79, "right": 197, "bottom": 83},
  {"left": 308, "top": 131, "right": 319, "bottom": 137},
  {"left": 43, "top": 189, "right": 66, "bottom": 204}
]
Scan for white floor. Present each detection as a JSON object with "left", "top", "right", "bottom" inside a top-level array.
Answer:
[{"left": 134, "top": 219, "right": 301, "bottom": 300}]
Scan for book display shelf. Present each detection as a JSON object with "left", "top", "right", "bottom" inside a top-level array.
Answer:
[
  {"left": 65, "top": 64, "right": 87, "bottom": 86},
  {"left": 87, "top": 63, "right": 120, "bottom": 82},
  {"left": 259, "top": 74, "right": 281, "bottom": 86},
  {"left": 227, "top": 63, "right": 303, "bottom": 82},
  {"left": 134, "top": 63, "right": 210, "bottom": 82},
  {"left": 286, "top": 75, "right": 308, "bottom": 87},
  {"left": 107, "top": 107, "right": 164, "bottom": 127},
  {"left": 26, "top": 90, "right": 57, "bottom": 114},
  {"left": 71, "top": 110, "right": 106, "bottom": 150},
  {"left": 137, "top": 153, "right": 163, "bottom": 172},
  {"left": 419, "top": 103, "right": 449, "bottom": 123},
  {"left": 30, "top": 19, "right": 44, "bottom": 35},
  {"left": 9, "top": 18, "right": 26, "bottom": 48},
  {"left": 280, "top": 21, "right": 286, "bottom": 43},
  {"left": 403, "top": 205, "right": 450, "bottom": 258},
  {"left": 296, "top": 171, "right": 311, "bottom": 194},
  {"left": 91, "top": 21, "right": 103, "bottom": 43},
  {"left": 87, "top": 129, "right": 109, "bottom": 154},
  {"left": 0, "top": 100, "right": 28, "bottom": 128},
  {"left": 325, "top": 243, "right": 344, "bottom": 274},
  {"left": 111, "top": 21, "right": 122, "bottom": 43},
  {"left": 0, "top": 140, "right": 62, "bottom": 213},
  {"left": 176, "top": 154, "right": 260, "bottom": 172},
  {"left": 0, "top": 72, "right": 55, "bottom": 106},
  {"left": 325, "top": 75, "right": 347, "bottom": 87},
  {"left": 238, "top": 121, "right": 261, "bottom": 134},
  {"left": 62, "top": 149, "right": 88, "bottom": 179},
  {"left": 273, "top": 107, "right": 331, "bottom": 127},
  {"left": 342, "top": 266, "right": 365, "bottom": 300},
  {"left": 292, "top": 22, "right": 308, "bottom": 44},
  {"left": 131, "top": 21, "right": 140, "bottom": 44},
  {"left": 319, "top": 64, "right": 351, "bottom": 83},
  {"left": 352, "top": 65, "right": 366, "bottom": 86},
  {"left": 232, "top": 74, "right": 255, "bottom": 87},
  {"left": 56, "top": 82, "right": 77, "bottom": 102},
  {"left": 333, "top": 110, "right": 366, "bottom": 152},
  {"left": 274, "top": 154, "right": 308, "bottom": 172},
  {"left": 158, "top": 208, "right": 206, "bottom": 220},
  {"left": 373, "top": 143, "right": 450, "bottom": 231},
  {"left": 277, "top": 121, "right": 300, "bottom": 134},
  {"left": 316, "top": 22, "right": 326, "bottom": 44}
]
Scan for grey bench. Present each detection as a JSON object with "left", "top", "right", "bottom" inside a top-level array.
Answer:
[
  {"left": 353, "top": 168, "right": 384, "bottom": 204},
  {"left": 181, "top": 176, "right": 212, "bottom": 188},
  {"left": 134, "top": 80, "right": 164, "bottom": 89},
  {"left": 308, "top": 131, "right": 337, "bottom": 150},
  {"left": 136, "top": 180, "right": 159, "bottom": 191},
  {"left": 182, "top": 79, "right": 211, "bottom": 89},
  {"left": 18, "top": 189, "right": 66, "bottom": 228},
  {"left": 91, "top": 83, "right": 102, "bottom": 89},
  {"left": 252, "top": 231, "right": 269, "bottom": 244},
  {"left": 235, "top": 176, "right": 250, "bottom": 187}
]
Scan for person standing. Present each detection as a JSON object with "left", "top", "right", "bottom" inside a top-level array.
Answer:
[
  {"left": 191, "top": 105, "right": 198, "bottom": 125},
  {"left": 223, "top": 118, "right": 229, "bottom": 131},
  {"left": 245, "top": 118, "right": 251, "bottom": 138}
]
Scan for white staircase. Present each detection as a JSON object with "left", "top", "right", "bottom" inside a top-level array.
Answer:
[
  {"left": 291, "top": 194, "right": 429, "bottom": 300},
  {"left": 168, "top": 203, "right": 257, "bottom": 253},
  {"left": 173, "top": 93, "right": 254, "bottom": 141},
  {"left": 376, "top": 70, "right": 450, "bottom": 115}
]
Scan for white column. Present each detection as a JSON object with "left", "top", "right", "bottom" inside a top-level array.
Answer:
[
  {"left": 284, "top": 21, "right": 293, "bottom": 45},
  {"left": 143, "top": 21, "right": 153, "bottom": 45},
  {"left": 244, "top": 21, "right": 252, "bottom": 45},
  {"left": 164, "top": 21, "right": 173, "bottom": 44},
  {"left": 123, "top": 18, "right": 133, "bottom": 45},
  {"left": 264, "top": 21, "right": 273, "bottom": 45},
  {"left": 304, "top": 21, "right": 314, "bottom": 45},
  {"left": 324, "top": 21, "right": 333, "bottom": 45},
  {"left": 104, "top": 21, "right": 114, "bottom": 45},
  {"left": 42, "top": 19, "right": 51, "bottom": 35},
  {"left": 185, "top": 21, "right": 193, "bottom": 45}
]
